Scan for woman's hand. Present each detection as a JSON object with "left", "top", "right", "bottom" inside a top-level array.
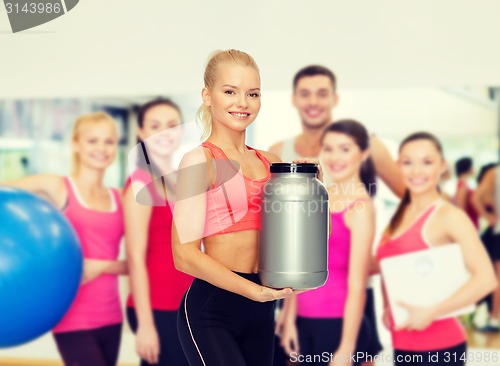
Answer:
[
  {"left": 255, "top": 286, "right": 294, "bottom": 302},
  {"left": 292, "top": 158, "right": 323, "bottom": 182},
  {"left": 275, "top": 306, "right": 287, "bottom": 336},
  {"left": 280, "top": 320, "right": 299, "bottom": 355},
  {"left": 395, "top": 302, "right": 437, "bottom": 331},
  {"left": 252, "top": 285, "right": 307, "bottom": 302},
  {"left": 136, "top": 323, "right": 160, "bottom": 364},
  {"left": 82, "top": 259, "right": 111, "bottom": 284}
]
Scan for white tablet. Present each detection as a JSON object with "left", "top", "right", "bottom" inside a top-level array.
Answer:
[{"left": 380, "top": 244, "right": 475, "bottom": 327}]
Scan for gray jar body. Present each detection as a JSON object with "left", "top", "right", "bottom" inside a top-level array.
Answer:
[{"left": 258, "top": 172, "right": 329, "bottom": 290}]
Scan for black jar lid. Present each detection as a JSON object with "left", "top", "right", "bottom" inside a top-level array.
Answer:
[{"left": 270, "top": 163, "right": 318, "bottom": 174}]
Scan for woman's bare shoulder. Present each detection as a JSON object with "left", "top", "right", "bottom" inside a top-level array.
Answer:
[{"left": 257, "top": 149, "right": 281, "bottom": 163}]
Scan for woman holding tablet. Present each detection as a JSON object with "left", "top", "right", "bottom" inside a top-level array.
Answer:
[{"left": 376, "top": 132, "right": 497, "bottom": 366}]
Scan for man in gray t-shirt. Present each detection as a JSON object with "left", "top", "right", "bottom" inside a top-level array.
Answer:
[{"left": 269, "top": 65, "right": 405, "bottom": 198}]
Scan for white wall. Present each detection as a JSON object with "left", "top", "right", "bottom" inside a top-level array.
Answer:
[
  {"left": 255, "top": 87, "right": 498, "bottom": 149},
  {"left": 1, "top": 1, "right": 500, "bottom": 98}
]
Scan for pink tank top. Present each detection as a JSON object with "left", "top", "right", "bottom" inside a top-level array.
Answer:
[
  {"left": 297, "top": 199, "right": 366, "bottom": 318},
  {"left": 455, "top": 179, "right": 479, "bottom": 229},
  {"left": 201, "top": 141, "right": 271, "bottom": 236},
  {"left": 125, "top": 169, "right": 193, "bottom": 310},
  {"left": 376, "top": 202, "right": 466, "bottom": 351},
  {"left": 53, "top": 178, "right": 124, "bottom": 333}
]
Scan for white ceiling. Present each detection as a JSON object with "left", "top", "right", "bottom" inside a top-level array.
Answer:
[{"left": 1, "top": 0, "right": 500, "bottom": 98}]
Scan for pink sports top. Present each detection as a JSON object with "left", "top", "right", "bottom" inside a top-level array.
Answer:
[
  {"left": 376, "top": 201, "right": 466, "bottom": 351},
  {"left": 53, "top": 177, "right": 124, "bottom": 333},
  {"left": 125, "top": 169, "right": 193, "bottom": 310},
  {"left": 202, "top": 141, "right": 271, "bottom": 236},
  {"left": 297, "top": 199, "right": 368, "bottom": 318}
]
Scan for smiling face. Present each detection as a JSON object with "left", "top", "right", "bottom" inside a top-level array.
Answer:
[
  {"left": 202, "top": 63, "right": 261, "bottom": 133},
  {"left": 73, "top": 121, "right": 118, "bottom": 171},
  {"left": 138, "top": 104, "right": 182, "bottom": 158},
  {"left": 321, "top": 131, "right": 367, "bottom": 183},
  {"left": 398, "top": 139, "right": 446, "bottom": 196},
  {"left": 293, "top": 75, "right": 338, "bottom": 129}
]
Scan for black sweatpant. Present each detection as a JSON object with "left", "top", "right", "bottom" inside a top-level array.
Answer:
[
  {"left": 296, "top": 316, "right": 371, "bottom": 366},
  {"left": 127, "top": 307, "right": 189, "bottom": 366},
  {"left": 177, "top": 272, "right": 275, "bottom": 366},
  {"left": 394, "top": 342, "right": 467, "bottom": 366},
  {"left": 53, "top": 323, "right": 122, "bottom": 366}
]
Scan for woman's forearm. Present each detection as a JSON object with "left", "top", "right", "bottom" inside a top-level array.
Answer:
[
  {"left": 104, "top": 260, "right": 128, "bottom": 275},
  {"left": 2, "top": 175, "right": 64, "bottom": 208},
  {"left": 432, "top": 271, "right": 497, "bottom": 319},
  {"left": 368, "top": 256, "right": 380, "bottom": 275},
  {"left": 283, "top": 295, "right": 297, "bottom": 325},
  {"left": 128, "top": 258, "right": 155, "bottom": 327}
]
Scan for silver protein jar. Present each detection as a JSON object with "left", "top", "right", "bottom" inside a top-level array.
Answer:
[{"left": 259, "top": 163, "right": 329, "bottom": 290}]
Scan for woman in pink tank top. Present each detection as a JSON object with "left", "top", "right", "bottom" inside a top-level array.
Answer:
[
  {"left": 376, "top": 132, "right": 496, "bottom": 366},
  {"left": 281, "top": 120, "right": 377, "bottom": 366},
  {"left": 3, "top": 112, "right": 127, "bottom": 366},
  {"left": 124, "top": 98, "right": 192, "bottom": 366}
]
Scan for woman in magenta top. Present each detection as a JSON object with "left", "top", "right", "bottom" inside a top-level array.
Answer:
[
  {"left": 454, "top": 157, "right": 479, "bottom": 228},
  {"left": 3, "top": 112, "right": 128, "bottom": 366},
  {"left": 124, "top": 98, "right": 193, "bottom": 366},
  {"left": 376, "top": 132, "right": 496, "bottom": 366},
  {"left": 281, "top": 120, "right": 377, "bottom": 366}
]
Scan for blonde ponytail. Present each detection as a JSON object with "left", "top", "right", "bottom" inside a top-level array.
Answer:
[{"left": 197, "top": 103, "right": 212, "bottom": 141}]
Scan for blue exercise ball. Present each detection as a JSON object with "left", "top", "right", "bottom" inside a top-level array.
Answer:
[{"left": 0, "top": 186, "right": 83, "bottom": 347}]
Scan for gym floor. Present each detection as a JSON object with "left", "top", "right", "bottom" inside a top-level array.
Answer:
[
  {"left": 0, "top": 327, "right": 498, "bottom": 366},
  {"left": 467, "top": 327, "right": 500, "bottom": 349}
]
